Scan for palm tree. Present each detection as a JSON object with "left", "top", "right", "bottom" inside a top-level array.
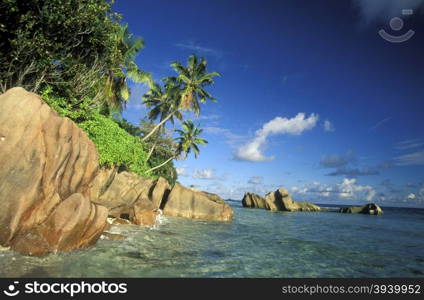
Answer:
[
  {"left": 102, "top": 24, "right": 153, "bottom": 113},
  {"left": 174, "top": 120, "right": 207, "bottom": 159},
  {"left": 168, "top": 54, "right": 220, "bottom": 115},
  {"left": 141, "top": 81, "right": 182, "bottom": 142},
  {"left": 145, "top": 120, "right": 207, "bottom": 173}
]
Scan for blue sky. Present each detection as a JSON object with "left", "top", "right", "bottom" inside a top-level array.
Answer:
[{"left": 114, "top": 0, "right": 424, "bottom": 207}]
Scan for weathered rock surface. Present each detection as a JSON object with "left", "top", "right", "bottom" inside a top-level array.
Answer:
[
  {"left": 242, "top": 188, "right": 321, "bottom": 212},
  {"left": 265, "top": 188, "right": 321, "bottom": 212},
  {"left": 242, "top": 192, "right": 269, "bottom": 209},
  {"left": 90, "top": 171, "right": 155, "bottom": 217},
  {"left": 151, "top": 177, "right": 170, "bottom": 209},
  {"left": 101, "top": 232, "right": 127, "bottom": 241},
  {"left": 163, "top": 184, "right": 233, "bottom": 221},
  {"left": 0, "top": 87, "right": 233, "bottom": 256},
  {"left": 0, "top": 87, "right": 107, "bottom": 255},
  {"left": 339, "top": 203, "right": 383, "bottom": 215},
  {"left": 11, "top": 194, "right": 108, "bottom": 255},
  {"left": 90, "top": 172, "right": 170, "bottom": 226}
]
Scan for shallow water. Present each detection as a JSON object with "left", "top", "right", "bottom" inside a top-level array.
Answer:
[{"left": 1, "top": 202, "right": 424, "bottom": 277}]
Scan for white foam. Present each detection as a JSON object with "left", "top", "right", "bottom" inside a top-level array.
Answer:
[{"left": 150, "top": 209, "right": 168, "bottom": 230}]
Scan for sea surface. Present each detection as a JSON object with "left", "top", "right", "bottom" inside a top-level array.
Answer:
[{"left": 1, "top": 201, "right": 424, "bottom": 277}]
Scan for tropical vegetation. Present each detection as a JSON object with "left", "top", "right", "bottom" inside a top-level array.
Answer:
[{"left": 0, "top": 0, "right": 219, "bottom": 186}]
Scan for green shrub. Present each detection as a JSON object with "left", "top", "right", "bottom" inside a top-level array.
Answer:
[
  {"left": 41, "top": 87, "right": 174, "bottom": 182},
  {"left": 41, "top": 85, "right": 95, "bottom": 122},
  {"left": 78, "top": 113, "right": 152, "bottom": 178}
]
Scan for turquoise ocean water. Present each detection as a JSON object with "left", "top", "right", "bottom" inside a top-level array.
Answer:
[{"left": 1, "top": 201, "right": 423, "bottom": 277}]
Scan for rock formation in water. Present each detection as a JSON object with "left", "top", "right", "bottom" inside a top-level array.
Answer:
[
  {"left": 339, "top": 203, "right": 383, "bottom": 215},
  {"left": 163, "top": 184, "right": 233, "bottom": 221},
  {"left": 88, "top": 169, "right": 169, "bottom": 226},
  {"left": 242, "top": 188, "right": 321, "bottom": 212},
  {"left": 242, "top": 192, "right": 269, "bottom": 209},
  {"left": 0, "top": 87, "right": 233, "bottom": 256},
  {"left": 265, "top": 188, "right": 321, "bottom": 212}
]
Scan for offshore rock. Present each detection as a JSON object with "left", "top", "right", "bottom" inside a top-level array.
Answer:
[
  {"left": 242, "top": 192, "right": 269, "bottom": 209},
  {"left": 265, "top": 188, "right": 321, "bottom": 212},
  {"left": 339, "top": 203, "right": 383, "bottom": 215},
  {"left": 163, "top": 184, "right": 233, "bottom": 221},
  {"left": 241, "top": 188, "right": 321, "bottom": 212}
]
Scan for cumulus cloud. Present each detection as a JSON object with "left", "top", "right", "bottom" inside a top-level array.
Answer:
[
  {"left": 323, "top": 120, "right": 335, "bottom": 132},
  {"left": 176, "top": 166, "right": 189, "bottom": 177},
  {"left": 320, "top": 150, "right": 356, "bottom": 168},
  {"left": 291, "top": 178, "right": 376, "bottom": 202},
  {"left": 293, "top": 178, "right": 424, "bottom": 206},
  {"left": 234, "top": 113, "right": 319, "bottom": 162},
  {"left": 248, "top": 176, "right": 263, "bottom": 185},
  {"left": 354, "top": 0, "right": 424, "bottom": 23},
  {"left": 407, "top": 193, "right": 416, "bottom": 199},
  {"left": 192, "top": 168, "right": 217, "bottom": 180}
]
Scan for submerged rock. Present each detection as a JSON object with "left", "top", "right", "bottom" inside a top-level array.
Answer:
[
  {"left": 0, "top": 88, "right": 107, "bottom": 255},
  {"left": 339, "top": 203, "right": 383, "bottom": 215},
  {"left": 163, "top": 183, "right": 233, "bottom": 221},
  {"left": 109, "top": 217, "right": 133, "bottom": 226},
  {"left": 242, "top": 188, "right": 321, "bottom": 212},
  {"left": 101, "top": 232, "right": 127, "bottom": 241}
]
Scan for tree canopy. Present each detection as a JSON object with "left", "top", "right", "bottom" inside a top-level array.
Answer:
[
  {"left": 0, "top": 1, "right": 219, "bottom": 186},
  {"left": 0, "top": 0, "right": 150, "bottom": 114}
]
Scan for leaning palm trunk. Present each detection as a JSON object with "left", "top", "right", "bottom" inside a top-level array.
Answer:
[
  {"left": 145, "top": 155, "right": 175, "bottom": 173},
  {"left": 142, "top": 110, "right": 177, "bottom": 142},
  {"left": 145, "top": 142, "right": 156, "bottom": 162}
]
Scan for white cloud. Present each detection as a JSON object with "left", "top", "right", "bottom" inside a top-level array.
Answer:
[
  {"left": 323, "top": 120, "right": 335, "bottom": 132},
  {"left": 234, "top": 113, "right": 319, "bottom": 162},
  {"left": 197, "top": 114, "right": 220, "bottom": 121},
  {"left": 407, "top": 193, "right": 416, "bottom": 199},
  {"left": 291, "top": 179, "right": 424, "bottom": 207},
  {"left": 193, "top": 168, "right": 216, "bottom": 180},
  {"left": 394, "top": 138, "right": 424, "bottom": 151},
  {"left": 248, "top": 176, "right": 263, "bottom": 185},
  {"left": 394, "top": 150, "right": 424, "bottom": 166},
  {"left": 337, "top": 178, "right": 375, "bottom": 200},
  {"left": 176, "top": 166, "right": 189, "bottom": 177},
  {"left": 291, "top": 178, "right": 376, "bottom": 202},
  {"left": 354, "top": 0, "right": 424, "bottom": 23}
]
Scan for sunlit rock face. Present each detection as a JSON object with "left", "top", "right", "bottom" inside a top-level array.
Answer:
[
  {"left": 163, "top": 183, "right": 233, "bottom": 221},
  {"left": 0, "top": 87, "right": 107, "bottom": 255},
  {"left": 242, "top": 192, "right": 269, "bottom": 209},
  {"left": 242, "top": 188, "right": 321, "bottom": 212},
  {"left": 0, "top": 87, "right": 234, "bottom": 255}
]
